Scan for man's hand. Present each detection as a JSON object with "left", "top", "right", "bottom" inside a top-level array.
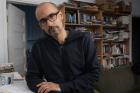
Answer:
[{"left": 37, "top": 82, "right": 60, "bottom": 93}]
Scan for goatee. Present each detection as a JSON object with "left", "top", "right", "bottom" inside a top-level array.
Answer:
[{"left": 48, "top": 26, "right": 59, "bottom": 38}]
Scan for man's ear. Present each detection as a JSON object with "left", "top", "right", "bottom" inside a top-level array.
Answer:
[
  {"left": 39, "top": 23, "right": 44, "bottom": 30},
  {"left": 59, "top": 11, "right": 63, "bottom": 20}
]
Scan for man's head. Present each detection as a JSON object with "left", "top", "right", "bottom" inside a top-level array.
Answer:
[{"left": 35, "top": 2, "right": 64, "bottom": 38}]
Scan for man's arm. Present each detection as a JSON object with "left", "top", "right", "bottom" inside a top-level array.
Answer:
[
  {"left": 26, "top": 44, "right": 45, "bottom": 93},
  {"left": 59, "top": 33, "right": 100, "bottom": 93}
]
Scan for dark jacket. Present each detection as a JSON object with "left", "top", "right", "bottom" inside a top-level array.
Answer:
[{"left": 26, "top": 31, "right": 100, "bottom": 93}]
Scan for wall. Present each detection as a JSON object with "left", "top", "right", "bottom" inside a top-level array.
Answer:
[
  {"left": 132, "top": 18, "right": 140, "bottom": 59},
  {"left": 132, "top": 0, "right": 140, "bottom": 17},
  {"left": 0, "top": 0, "right": 8, "bottom": 63},
  {"left": 7, "top": 0, "right": 68, "bottom": 5}
]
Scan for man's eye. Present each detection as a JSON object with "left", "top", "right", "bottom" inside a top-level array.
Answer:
[
  {"left": 41, "top": 19, "right": 48, "bottom": 23},
  {"left": 49, "top": 14, "right": 55, "bottom": 18}
]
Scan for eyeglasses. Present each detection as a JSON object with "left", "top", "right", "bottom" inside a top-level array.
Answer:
[{"left": 39, "top": 11, "right": 59, "bottom": 25}]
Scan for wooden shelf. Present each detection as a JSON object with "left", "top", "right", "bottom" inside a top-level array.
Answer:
[
  {"left": 95, "top": 38, "right": 103, "bottom": 40},
  {"left": 103, "top": 39, "right": 129, "bottom": 43},
  {"left": 101, "top": 64, "right": 132, "bottom": 71},
  {"left": 73, "top": 0, "right": 96, "bottom": 5},
  {"left": 65, "top": 6, "right": 99, "bottom": 13},
  {"left": 65, "top": 23, "right": 102, "bottom": 27},
  {"left": 65, "top": 6, "right": 78, "bottom": 11},
  {"left": 103, "top": 25, "right": 126, "bottom": 29},
  {"left": 103, "top": 54, "right": 125, "bottom": 57},
  {"left": 103, "top": 11, "right": 131, "bottom": 16}
]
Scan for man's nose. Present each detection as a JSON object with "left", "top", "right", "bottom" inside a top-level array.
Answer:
[{"left": 47, "top": 20, "right": 54, "bottom": 26}]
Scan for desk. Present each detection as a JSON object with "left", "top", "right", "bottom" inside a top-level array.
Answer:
[{"left": 0, "top": 80, "right": 33, "bottom": 93}]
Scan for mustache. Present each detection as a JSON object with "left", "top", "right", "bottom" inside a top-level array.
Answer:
[
  {"left": 48, "top": 26, "right": 56, "bottom": 34},
  {"left": 47, "top": 26, "right": 59, "bottom": 38},
  {"left": 48, "top": 26, "right": 53, "bottom": 34}
]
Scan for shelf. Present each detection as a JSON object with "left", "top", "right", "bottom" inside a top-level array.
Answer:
[
  {"left": 65, "top": 23, "right": 102, "bottom": 27},
  {"left": 65, "top": 6, "right": 78, "bottom": 11},
  {"left": 79, "top": 8, "right": 99, "bottom": 13},
  {"left": 73, "top": 0, "right": 96, "bottom": 5},
  {"left": 103, "top": 54, "right": 124, "bottom": 57},
  {"left": 103, "top": 25, "right": 127, "bottom": 29},
  {"left": 103, "top": 54, "right": 129, "bottom": 57},
  {"left": 101, "top": 64, "right": 132, "bottom": 71},
  {"left": 103, "top": 11, "right": 131, "bottom": 16},
  {"left": 103, "top": 39, "right": 129, "bottom": 43},
  {"left": 95, "top": 38, "right": 103, "bottom": 40},
  {"left": 65, "top": 6, "right": 99, "bottom": 13},
  {"left": 112, "top": 54, "right": 128, "bottom": 57}
]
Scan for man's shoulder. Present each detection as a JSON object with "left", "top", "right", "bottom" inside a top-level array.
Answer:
[
  {"left": 71, "top": 31, "right": 90, "bottom": 38},
  {"left": 78, "top": 32, "right": 94, "bottom": 43},
  {"left": 78, "top": 31, "right": 91, "bottom": 39},
  {"left": 68, "top": 31, "right": 92, "bottom": 43},
  {"left": 37, "top": 37, "right": 47, "bottom": 42},
  {"left": 33, "top": 38, "right": 47, "bottom": 47}
]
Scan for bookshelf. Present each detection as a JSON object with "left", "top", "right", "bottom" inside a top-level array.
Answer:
[
  {"left": 60, "top": 1, "right": 131, "bottom": 69},
  {"left": 102, "top": 10, "right": 131, "bottom": 69},
  {"left": 61, "top": 5, "right": 104, "bottom": 65}
]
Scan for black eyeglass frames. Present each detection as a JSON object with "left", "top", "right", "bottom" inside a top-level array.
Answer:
[{"left": 39, "top": 11, "right": 60, "bottom": 25}]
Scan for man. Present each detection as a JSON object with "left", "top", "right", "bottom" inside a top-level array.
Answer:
[{"left": 26, "top": 2, "right": 100, "bottom": 93}]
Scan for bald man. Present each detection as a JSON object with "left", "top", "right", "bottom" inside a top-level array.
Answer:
[{"left": 26, "top": 2, "right": 100, "bottom": 93}]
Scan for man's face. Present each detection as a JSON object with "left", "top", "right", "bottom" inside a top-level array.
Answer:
[{"left": 36, "top": 4, "right": 64, "bottom": 38}]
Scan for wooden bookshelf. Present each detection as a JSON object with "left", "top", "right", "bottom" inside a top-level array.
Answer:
[
  {"left": 60, "top": 2, "right": 131, "bottom": 69},
  {"left": 102, "top": 10, "right": 131, "bottom": 69},
  {"left": 65, "top": 23, "right": 102, "bottom": 27}
]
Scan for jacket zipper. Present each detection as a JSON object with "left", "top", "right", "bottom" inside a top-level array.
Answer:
[{"left": 60, "top": 45, "right": 63, "bottom": 57}]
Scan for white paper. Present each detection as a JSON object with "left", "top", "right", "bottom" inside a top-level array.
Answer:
[{"left": 0, "top": 80, "right": 33, "bottom": 93}]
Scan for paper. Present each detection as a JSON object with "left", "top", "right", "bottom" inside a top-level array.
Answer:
[
  {"left": 0, "top": 80, "right": 33, "bottom": 93},
  {"left": 12, "top": 72, "right": 23, "bottom": 80}
]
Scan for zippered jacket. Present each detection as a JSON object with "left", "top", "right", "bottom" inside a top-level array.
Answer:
[{"left": 26, "top": 31, "right": 100, "bottom": 93}]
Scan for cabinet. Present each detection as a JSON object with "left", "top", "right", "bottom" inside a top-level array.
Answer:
[{"left": 60, "top": 1, "right": 131, "bottom": 69}]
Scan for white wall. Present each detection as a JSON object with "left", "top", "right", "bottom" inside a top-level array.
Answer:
[
  {"left": 7, "top": 0, "right": 68, "bottom": 5},
  {"left": 0, "top": 0, "right": 8, "bottom": 63}
]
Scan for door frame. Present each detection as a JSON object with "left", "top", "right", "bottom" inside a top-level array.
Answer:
[{"left": 0, "top": 0, "right": 8, "bottom": 63}]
